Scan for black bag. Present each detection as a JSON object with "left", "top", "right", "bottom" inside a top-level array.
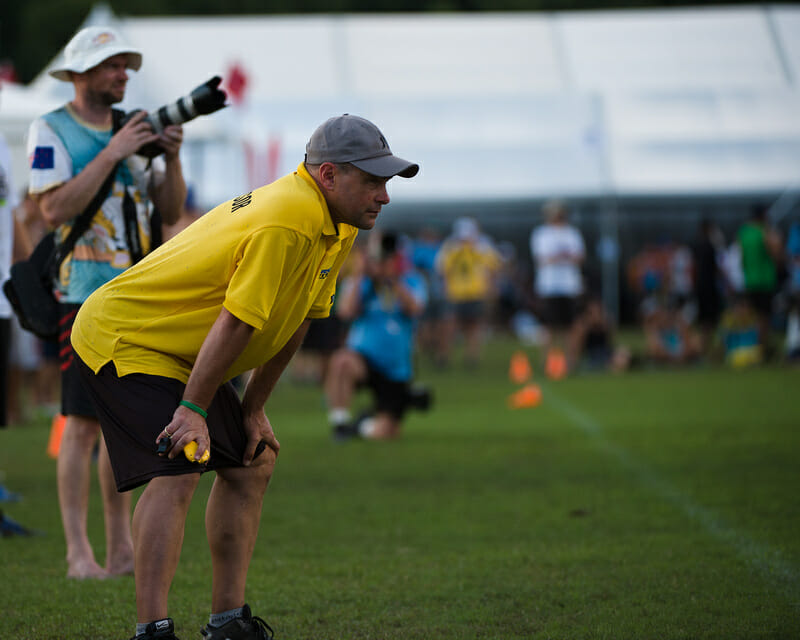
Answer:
[
  {"left": 3, "top": 155, "right": 123, "bottom": 340},
  {"left": 3, "top": 232, "right": 60, "bottom": 340}
]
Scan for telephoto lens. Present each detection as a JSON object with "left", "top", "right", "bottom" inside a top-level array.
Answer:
[
  {"left": 121, "top": 76, "right": 227, "bottom": 157},
  {"left": 148, "top": 75, "right": 227, "bottom": 133}
]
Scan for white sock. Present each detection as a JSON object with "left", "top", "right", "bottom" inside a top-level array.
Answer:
[
  {"left": 328, "top": 408, "right": 351, "bottom": 426},
  {"left": 209, "top": 606, "right": 244, "bottom": 628},
  {"left": 358, "top": 417, "right": 378, "bottom": 438}
]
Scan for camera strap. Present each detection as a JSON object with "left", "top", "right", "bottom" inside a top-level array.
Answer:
[
  {"left": 47, "top": 109, "right": 128, "bottom": 278},
  {"left": 113, "top": 107, "right": 143, "bottom": 265},
  {"left": 48, "top": 162, "right": 121, "bottom": 279},
  {"left": 122, "top": 187, "right": 143, "bottom": 264}
]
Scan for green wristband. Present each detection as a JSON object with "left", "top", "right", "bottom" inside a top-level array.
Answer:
[{"left": 179, "top": 400, "right": 208, "bottom": 419}]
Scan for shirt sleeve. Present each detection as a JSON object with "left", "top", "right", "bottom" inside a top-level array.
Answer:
[
  {"left": 27, "top": 118, "right": 73, "bottom": 195},
  {"left": 223, "top": 227, "right": 306, "bottom": 330}
]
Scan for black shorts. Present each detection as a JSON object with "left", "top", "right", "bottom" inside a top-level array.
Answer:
[
  {"left": 450, "top": 300, "right": 486, "bottom": 323},
  {"left": 76, "top": 355, "right": 250, "bottom": 492},
  {"left": 542, "top": 295, "right": 581, "bottom": 329},
  {"left": 360, "top": 358, "right": 412, "bottom": 420},
  {"left": 302, "top": 316, "right": 346, "bottom": 354},
  {"left": 60, "top": 303, "right": 97, "bottom": 418},
  {"left": 746, "top": 290, "right": 775, "bottom": 317}
]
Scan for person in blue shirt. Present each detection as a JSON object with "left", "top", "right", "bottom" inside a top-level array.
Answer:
[
  {"left": 785, "top": 222, "right": 800, "bottom": 360},
  {"left": 325, "top": 232, "right": 430, "bottom": 440}
]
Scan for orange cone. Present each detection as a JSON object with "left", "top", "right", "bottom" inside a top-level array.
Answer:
[
  {"left": 508, "top": 383, "right": 542, "bottom": 409},
  {"left": 509, "top": 350, "right": 533, "bottom": 384},
  {"left": 47, "top": 413, "right": 66, "bottom": 459},
  {"left": 545, "top": 348, "right": 568, "bottom": 380}
]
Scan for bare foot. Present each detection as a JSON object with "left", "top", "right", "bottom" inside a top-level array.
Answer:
[
  {"left": 67, "top": 558, "right": 110, "bottom": 580},
  {"left": 107, "top": 557, "right": 135, "bottom": 576}
]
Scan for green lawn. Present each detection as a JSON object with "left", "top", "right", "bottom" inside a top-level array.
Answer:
[{"left": 1, "top": 336, "right": 799, "bottom": 639}]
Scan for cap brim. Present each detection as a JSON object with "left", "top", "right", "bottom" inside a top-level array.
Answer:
[
  {"left": 351, "top": 154, "right": 419, "bottom": 179},
  {"left": 48, "top": 49, "right": 142, "bottom": 81}
]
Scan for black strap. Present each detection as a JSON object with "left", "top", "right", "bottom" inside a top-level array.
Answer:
[
  {"left": 122, "top": 186, "right": 143, "bottom": 264},
  {"left": 47, "top": 108, "right": 128, "bottom": 278}
]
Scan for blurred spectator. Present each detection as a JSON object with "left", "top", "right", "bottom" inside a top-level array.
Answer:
[
  {"left": 737, "top": 204, "right": 783, "bottom": 356},
  {"left": 666, "top": 239, "right": 694, "bottom": 319},
  {"left": 567, "top": 297, "right": 631, "bottom": 373},
  {"left": 325, "top": 232, "right": 429, "bottom": 440},
  {"left": 642, "top": 297, "right": 702, "bottom": 365},
  {"left": 292, "top": 243, "right": 364, "bottom": 385},
  {"left": 627, "top": 242, "right": 667, "bottom": 304},
  {"left": 494, "top": 241, "right": 529, "bottom": 334},
  {"left": 8, "top": 193, "right": 60, "bottom": 421},
  {"left": 720, "top": 238, "right": 745, "bottom": 301},
  {"left": 0, "top": 127, "right": 34, "bottom": 535},
  {"left": 0, "top": 131, "right": 19, "bottom": 427},
  {"left": 292, "top": 309, "right": 348, "bottom": 386},
  {"left": 529, "top": 200, "right": 585, "bottom": 378},
  {"left": 692, "top": 220, "right": 726, "bottom": 354},
  {"left": 717, "top": 294, "right": 763, "bottom": 368},
  {"left": 785, "top": 221, "right": 800, "bottom": 361},
  {"left": 436, "top": 217, "right": 502, "bottom": 368},
  {"left": 7, "top": 201, "right": 38, "bottom": 425},
  {"left": 409, "top": 227, "right": 446, "bottom": 365}
]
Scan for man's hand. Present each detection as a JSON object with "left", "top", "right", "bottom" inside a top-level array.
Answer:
[
  {"left": 157, "top": 124, "right": 184, "bottom": 160},
  {"left": 156, "top": 404, "right": 210, "bottom": 461},
  {"left": 243, "top": 410, "right": 280, "bottom": 467},
  {"left": 107, "top": 110, "right": 160, "bottom": 162}
]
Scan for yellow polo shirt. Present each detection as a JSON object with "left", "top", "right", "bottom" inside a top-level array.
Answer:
[
  {"left": 437, "top": 240, "right": 501, "bottom": 302},
  {"left": 72, "top": 163, "right": 358, "bottom": 383}
]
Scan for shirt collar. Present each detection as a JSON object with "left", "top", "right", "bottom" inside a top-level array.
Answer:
[{"left": 295, "top": 162, "right": 356, "bottom": 240}]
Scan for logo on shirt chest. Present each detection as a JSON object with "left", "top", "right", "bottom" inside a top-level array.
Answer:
[
  {"left": 319, "top": 268, "right": 331, "bottom": 280},
  {"left": 231, "top": 192, "right": 253, "bottom": 213}
]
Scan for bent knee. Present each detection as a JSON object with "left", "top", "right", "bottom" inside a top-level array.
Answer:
[{"left": 328, "top": 349, "right": 365, "bottom": 378}]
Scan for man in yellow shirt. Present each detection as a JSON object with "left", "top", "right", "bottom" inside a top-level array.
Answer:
[
  {"left": 435, "top": 217, "right": 502, "bottom": 367},
  {"left": 71, "top": 114, "right": 418, "bottom": 640}
]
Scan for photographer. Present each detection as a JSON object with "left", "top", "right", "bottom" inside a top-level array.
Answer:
[
  {"left": 26, "top": 25, "right": 186, "bottom": 579},
  {"left": 325, "top": 232, "right": 430, "bottom": 440}
]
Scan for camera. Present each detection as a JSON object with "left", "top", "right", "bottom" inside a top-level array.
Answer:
[{"left": 120, "top": 76, "right": 227, "bottom": 158}]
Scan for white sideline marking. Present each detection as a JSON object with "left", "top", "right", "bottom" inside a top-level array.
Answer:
[{"left": 544, "top": 387, "right": 800, "bottom": 602}]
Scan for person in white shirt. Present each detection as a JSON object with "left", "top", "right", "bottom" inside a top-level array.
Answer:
[
  {"left": 529, "top": 200, "right": 586, "bottom": 376},
  {"left": 0, "top": 131, "right": 20, "bottom": 427}
]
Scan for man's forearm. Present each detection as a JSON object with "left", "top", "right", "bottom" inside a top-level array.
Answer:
[
  {"left": 242, "top": 320, "right": 311, "bottom": 414},
  {"left": 151, "top": 156, "right": 186, "bottom": 226},
  {"left": 182, "top": 307, "right": 255, "bottom": 411},
  {"left": 37, "top": 146, "right": 120, "bottom": 227}
]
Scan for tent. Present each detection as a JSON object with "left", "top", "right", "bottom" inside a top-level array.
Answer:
[{"left": 4, "top": 3, "right": 795, "bottom": 211}]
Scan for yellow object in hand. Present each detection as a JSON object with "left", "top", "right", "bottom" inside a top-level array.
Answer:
[{"left": 184, "top": 441, "right": 210, "bottom": 463}]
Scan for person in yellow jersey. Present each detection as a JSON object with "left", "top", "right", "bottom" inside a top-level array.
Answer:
[
  {"left": 435, "top": 216, "right": 503, "bottom": 368},
  {"left": 70, "top": 114, "right": 418, "bottom": 640}
]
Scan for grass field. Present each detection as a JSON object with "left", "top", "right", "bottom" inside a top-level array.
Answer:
[{"left": 1, "top": 335, "right": 799, "bottom": 639}]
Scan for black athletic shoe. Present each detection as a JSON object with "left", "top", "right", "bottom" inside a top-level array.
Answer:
[
  {"left": 200, "top": 605, "right": 274, "bottom": 640},
  {"left": 331, "top": 422, "right": 359, "bottom": 442},
  {"left": 129, "top": 618, "right": 180, "bottom": 640}
]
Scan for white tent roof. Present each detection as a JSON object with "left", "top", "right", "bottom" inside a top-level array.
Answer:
[{"left": 7, "top": 4, "right": 800, "bottom": 206}]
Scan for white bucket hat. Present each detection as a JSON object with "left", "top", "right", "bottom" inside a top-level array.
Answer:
[{"left": 48, "top": 26, "right": 142, "bottom": 81}]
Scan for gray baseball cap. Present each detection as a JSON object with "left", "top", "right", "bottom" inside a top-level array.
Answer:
[{"left": 306, "top": 114, "right": 419, "bottom": 179}]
